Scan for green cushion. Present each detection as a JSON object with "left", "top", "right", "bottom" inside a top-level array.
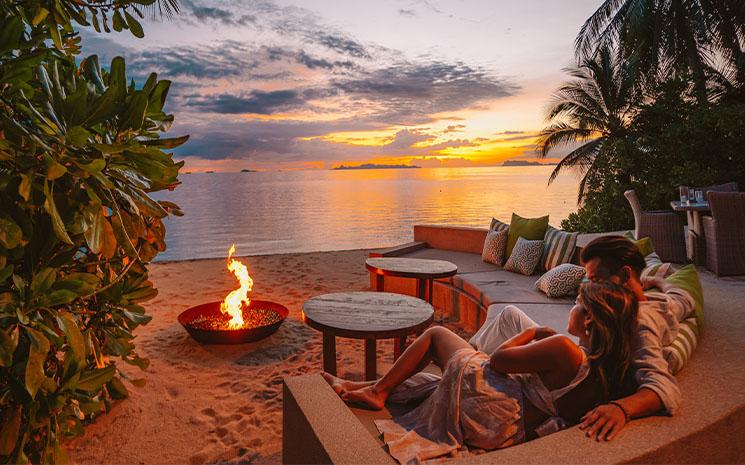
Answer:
[
  {"left": 507, "top": 213, "right": 549, "bottom": 258},
  {"left": 624, "top": 231, "right": 655, "bottom": 257},
  {"left": 665, "top": 264, "right": 704, "bottom": 328}
]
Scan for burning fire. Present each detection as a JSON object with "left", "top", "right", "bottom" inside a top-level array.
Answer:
[{"left": 221, "top": 244, "right": 254, "bottom": 329}]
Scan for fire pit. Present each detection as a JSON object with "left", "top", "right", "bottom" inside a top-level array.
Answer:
[
  {"left": 178, "top": 245, "right": 288, "bottom": 344},
  {"left": 178, "top": 300, "right": 288, "bottom": 344}
]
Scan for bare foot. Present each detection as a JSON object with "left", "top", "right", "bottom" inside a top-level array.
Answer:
[
  {"left": 340, "top": 386, "right": 386, "bottom": 410},
  {"left": 321, "top": 372, "right": 348, "bottom": 396}
]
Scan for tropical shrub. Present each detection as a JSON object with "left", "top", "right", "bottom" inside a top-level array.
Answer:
[{"left": 0, "top": 1, "right": 185, "bottom": 463}]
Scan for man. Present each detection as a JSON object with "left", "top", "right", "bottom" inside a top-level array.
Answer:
[
  {"left": 393, "top": 235, "right": 694, "bottom": 441},
  {"left": 576, "top": 235, "right": 694, "bottom": 441}
]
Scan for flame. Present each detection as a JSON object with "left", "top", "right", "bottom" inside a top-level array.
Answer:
[{"left": 221, "top": 244, "right": 253, "bottom": 329}]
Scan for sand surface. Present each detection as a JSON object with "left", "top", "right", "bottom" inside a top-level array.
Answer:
[{"left": 66, "top": 249, "right": 457, "bottom": 465}]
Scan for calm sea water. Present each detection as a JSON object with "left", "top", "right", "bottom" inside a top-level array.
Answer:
[{"left": 152, "top": 166, "right": 580, "bottom": 262}]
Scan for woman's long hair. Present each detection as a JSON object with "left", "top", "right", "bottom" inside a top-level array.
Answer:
[{"left": 578, "top": 282, "right": 638, "bottom": 401}]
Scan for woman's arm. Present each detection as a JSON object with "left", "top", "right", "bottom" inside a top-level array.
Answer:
[
  {"left": 497, "top": 326, "right": 557, "bottom": 350},
  {"left": 490, "top": 334, "right": 583, "bottom": 375}
]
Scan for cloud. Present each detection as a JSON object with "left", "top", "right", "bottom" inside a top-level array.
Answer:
[
  {"left": 398, "top": 8, "right": 417, "bottom": 17},
  {"left": 184, "top": 90, "right": 304, "bottom": 114},
  {"left": 331, "top": 61, "right": 518, "bottom": 124},
  {"left": 128, "top": 40, "right": 258, "bottom": 79},
  {"left": 313, "top": 33, "right": 371, "bottom": 59},
  {"left": 443, "top": 124, "right": 466, "bottom": 133}
]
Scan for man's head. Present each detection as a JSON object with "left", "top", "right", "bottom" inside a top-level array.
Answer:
[{"left": 581, "top": 235, "right": 646, "bottom": 297}]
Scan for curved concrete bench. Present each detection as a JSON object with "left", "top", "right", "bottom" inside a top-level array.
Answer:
[{"left": 283, "top": 225, "right": 745, "bottom": 464}]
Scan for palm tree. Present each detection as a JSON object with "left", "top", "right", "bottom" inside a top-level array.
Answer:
[
  {"left": 575, "top": 0, "right": 745, "bottom": 103},
  {"left": 537, "top": 47, "right": 639, "bottom": 202}
]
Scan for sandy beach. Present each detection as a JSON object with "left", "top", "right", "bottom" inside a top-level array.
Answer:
[{"left": 66, "top": 249, "right": 463, "bottom": 465}]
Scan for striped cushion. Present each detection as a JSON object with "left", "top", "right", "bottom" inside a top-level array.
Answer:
[
  {"left": 541, "top": 226, "right": 578, "bottom": 271},
  {"left": 664, "top": 317, "right": 700, "bottom": 374},
  {"left": 490, "top": 217, "right": 509, "bottom": 232}
]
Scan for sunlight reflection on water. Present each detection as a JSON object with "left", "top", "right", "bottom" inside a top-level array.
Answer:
[{"left": 152, "top": 166, "right": 580, "bottom": 261}]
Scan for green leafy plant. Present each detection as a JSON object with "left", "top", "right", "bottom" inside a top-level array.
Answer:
[{"left": 0, "top": 1, "right": 186, "bottom": 463}]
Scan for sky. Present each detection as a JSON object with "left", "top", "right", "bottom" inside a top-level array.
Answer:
[{"left": 82, "top": 0, "right": 601, "bottom": 172}]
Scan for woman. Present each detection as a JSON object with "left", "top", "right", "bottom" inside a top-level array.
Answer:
[{"left": 323, "top": 282, "right": 638, "bottom": 464}]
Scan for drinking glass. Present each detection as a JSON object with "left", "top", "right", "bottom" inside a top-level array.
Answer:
[
  {"left": 679, "top": 186, "right": 689, "bottom": 204},
  {"left": 695, "top": 189, "right": 704, "bottom": 204}
]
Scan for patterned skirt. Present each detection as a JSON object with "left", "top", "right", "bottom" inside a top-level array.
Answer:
[{"left": 375, "top": 348, "right": 525, "bottom": 465}]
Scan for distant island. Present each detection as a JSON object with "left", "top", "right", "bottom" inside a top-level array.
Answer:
[
  {"left": 241, "top": 169, "right": 257, "bottom": 172},
  {"left": 502, "top": 160, "right": 557, "bottom": 167},
  {"left": 333, "top": 163, "right": 421, "bottom": 170},
  {"left": 205, "top": 170, "right": 215, "bottom": 173}
]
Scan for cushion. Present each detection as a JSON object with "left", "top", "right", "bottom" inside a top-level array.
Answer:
[
  {"left": 490, "top": 217, "right": 509, "bottom": 233},
  {"left": 624, "top": 231, "right": 655, "bottom": 257},
  {"left": 641, "top": 262, "right": 672, "bottom": 280},
  {"left": 535, "top": 264, "right": 586, "bottom": 298},
  {"left": 504, "top": 237, "right": 544, "bottom": 276},
  {"left": 507, "top": 213, "right": 549, "bottom": 258},
  {"left": 664, "top": 317, "right": 700, "bottom": 374},
  {"left": 482, "top": 229, "right": 508, "bottom": 266},
  {"left": 665, "top": 264, "right": 704, "bottom": 328},
  {"left": 541, "top": 226, "right": 578, "bottom": 271}
]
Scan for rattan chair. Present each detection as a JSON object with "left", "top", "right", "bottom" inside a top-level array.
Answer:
[
  {"left": 624, "top": 189, "right": 687, "bottom": 263},
  {"left": 703, "top": 192, "right": 745, "bottom": 276},
  {"left": 702, "top": 182, "right": 738, "bottom": 200}
]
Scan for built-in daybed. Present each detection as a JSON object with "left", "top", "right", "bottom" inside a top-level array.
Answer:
[{"left": 283, "top": 225, "right": 745, "bottom": 464}]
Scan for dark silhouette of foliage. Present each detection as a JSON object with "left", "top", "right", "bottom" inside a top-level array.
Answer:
[{"left": 0, "top": 1, "right": 186, "bottom": 463}]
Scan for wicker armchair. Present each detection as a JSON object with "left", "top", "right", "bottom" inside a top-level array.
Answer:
[
  {"left": 624, "top": 189, "right": 687, "bottom": 263},
  {"left": 703, "top": 192, "right": 745, "bottom": 276},
  {"left": 703, "top": 182, "right": 738, "bottom": 200}
]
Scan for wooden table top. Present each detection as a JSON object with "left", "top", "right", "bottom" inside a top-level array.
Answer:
[
  {"left": 302, "top": 291, "right": 434, "bottom": 339},
  {"left": 671, "top": 200, "right": 710, "bottom": 212},
  {"left": 365, "top": 257, "right": 458, "bottom": 279}
]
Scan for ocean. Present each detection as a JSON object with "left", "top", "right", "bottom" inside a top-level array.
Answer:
[{"left": 152, "top": 166, "right": 580, "bottom": 262}]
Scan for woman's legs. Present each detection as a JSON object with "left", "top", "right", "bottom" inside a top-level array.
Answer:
[
  {"left": 321, "top": 374, "right": 375, "bottom": 395},
  {"left": 342, "top": 326, "right": 471, "bottom": 409}
]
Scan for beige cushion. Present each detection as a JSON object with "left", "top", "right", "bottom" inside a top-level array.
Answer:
[
  {"left": 482, "top": 229, "right": 508, "bottom": 266},
  {"left": 504, "top": 237, "right": 543, "bottom": 276}
]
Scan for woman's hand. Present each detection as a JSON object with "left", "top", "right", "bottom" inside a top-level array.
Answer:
[
  {"left": 533, "top": 326, "right": 557, "bottom": 340},
  {"left": 579, "top": 403, "right": 627, "bottom": 441}
]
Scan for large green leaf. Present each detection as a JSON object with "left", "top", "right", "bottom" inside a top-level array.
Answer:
[
  {"left": 43, "top": 182, "right": 73, "bottom": 245},
  {"left": 76, "top": 365, "right": 116, "bottom": 392},
  {"left": 24, "top": 327, "right": 51, "bottom": 398},
  {"left": 56, "top": 312, "right": 85, "bottom": 363},
  {"left": 0, "top": 326, "right": 19, "bottom": 367},
  {"left": 0, "top": 406, "right": 22, "bottom": 455},
  {"left": 124, "top": 11, "right": 144, "bottom": 38},
  {"left": 0, "top": 218, "right": 23, "bottom": 249}
]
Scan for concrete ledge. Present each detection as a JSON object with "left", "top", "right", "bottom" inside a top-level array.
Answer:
[
  {"left": 369, "top": 241, "right": 428, "bottom": 258},
  {"left": 283, "top": 375, "right": 395, "bottom": 465},
  {"left": 413, "top": 225, "right": 488, "bottom": 254}
]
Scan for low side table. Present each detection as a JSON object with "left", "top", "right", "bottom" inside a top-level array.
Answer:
[
  {"left": 302, "top": 292, "right": 434, "bottom": 381},
  {"left": 365, "top": 257, "right": 457, "bottom": 303}
]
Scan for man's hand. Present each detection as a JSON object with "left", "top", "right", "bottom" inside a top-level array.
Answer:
[
  {"left": 579, "top": 403, "right": 627, "bottom": 441},
  {"left": 533, "top": 326, "right": 557, "bottom": 340}
]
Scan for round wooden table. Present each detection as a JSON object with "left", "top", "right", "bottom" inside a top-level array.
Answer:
[
  {"left": 366, "top": 257, "right": 458, "bottom": 303},
  {"left": 302, "top": 292, "right": 434, "bottom": 381}
]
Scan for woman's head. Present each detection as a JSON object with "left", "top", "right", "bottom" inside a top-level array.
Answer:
[{"left": 573, "top": 282, "right": 639, "bottom": 400}]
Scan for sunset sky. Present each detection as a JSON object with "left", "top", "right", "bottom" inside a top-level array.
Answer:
[{"left": 83, "top": 0, "right": 600, "bottom": 171}]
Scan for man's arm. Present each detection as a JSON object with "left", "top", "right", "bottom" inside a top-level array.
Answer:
[
  {"left": 579, "top": 388, "right": 663, "bottom": 441},
  {"left": 578, "top": 308, "right": 682, "bottom": 442}
]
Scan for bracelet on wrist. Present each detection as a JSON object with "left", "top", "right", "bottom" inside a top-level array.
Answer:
[{"left": 608, "top": 401, "right": 630, "bottom": 422}]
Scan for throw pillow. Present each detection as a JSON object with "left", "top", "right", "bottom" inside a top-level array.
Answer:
[
  {"left": 663, "top": 317, "right": 700, "bottom": 374},
  {"left": 490, "top": 217, "right": 509, "bottom": 233},
  {"left": 624, "top": 231, "right": 655, "bottom": 257},
  {"left": 535, "top": 264, "right": 586, "bottom": 298},
  {"left": 664, "top": 264, "right": 704, "bottom": 328},
  {"left": 541, "top": 226, "right": 579, "bottom": 271},
  {"left": 641, "top": 262, "right": 672, "bottom": 281},
  {"left": 507, "top": 213, "right": 549, "bottom": 258},
  {"left": 504, "top": 237, "right": 544, "bottom": 276},
  {"left": 482, "top": 229, "right": 508, "bottom": 266}
]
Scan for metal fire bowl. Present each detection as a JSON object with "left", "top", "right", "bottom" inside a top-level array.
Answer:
[{"left": 178, "top": 300, "right": 288, "bottom": 344}]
